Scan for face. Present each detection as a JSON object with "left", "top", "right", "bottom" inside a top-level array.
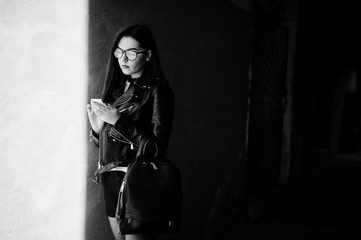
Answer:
[{"left": 116, "top": 36, "right": 151, "bottom": 78}]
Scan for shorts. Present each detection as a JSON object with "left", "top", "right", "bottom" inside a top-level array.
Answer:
[{"left": 102, "top": 171, "right": 126, "bottom": 217}]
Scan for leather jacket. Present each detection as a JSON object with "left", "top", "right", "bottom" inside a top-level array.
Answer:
[{"left": 90, "top": 75, "right": 174, "bottom": 167}]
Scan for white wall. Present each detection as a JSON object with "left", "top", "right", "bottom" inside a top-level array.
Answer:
[{"left": 0, "top": 0, "right": 88, "bottom": 239}]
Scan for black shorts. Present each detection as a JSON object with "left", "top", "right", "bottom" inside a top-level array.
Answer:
[{"left": 102, "top": 171, "right": 125, "bottom": 217}]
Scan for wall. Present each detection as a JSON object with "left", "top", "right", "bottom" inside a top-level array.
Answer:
[
  {"left": 290, "top": 0, "right": 361, "bottom": 182},
  {"left": 86, "top": 0, "right": 252, "bottom": 239},
  {"left": 0, "top": 0, "right": 88, "bottom": 239},
  {"left": 330, "top": 68, "right": 358, "bottom": 154}
]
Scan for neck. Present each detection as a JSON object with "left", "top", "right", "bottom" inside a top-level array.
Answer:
[{"left": 128, "top": 76, "right": 140, "bottom": 83}]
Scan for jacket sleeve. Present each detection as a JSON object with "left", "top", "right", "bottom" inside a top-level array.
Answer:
[
  {"left": 111, "top": 82, "right": 174, "bottom": 158},
  {"left": 89, "top": 126, "right": 100, "bottom": 147}
]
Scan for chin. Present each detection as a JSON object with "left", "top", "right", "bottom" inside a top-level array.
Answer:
[{"left": 121, "top": 70, "right": 132, "bottom": 75}]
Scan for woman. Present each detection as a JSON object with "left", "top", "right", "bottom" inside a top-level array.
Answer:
[{"left": 87, "top": 25, "right": 174, "bottom": 240}]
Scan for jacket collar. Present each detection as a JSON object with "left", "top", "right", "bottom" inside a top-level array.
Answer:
[
  {"left": 133, "top": 74, "right": 153, "bottom": 90},
  {"left": 112, "top": 86, "right": 134, "bottom": 107},
  {"left": 112, "top": 75, "right": 153, "bottom": 107}
]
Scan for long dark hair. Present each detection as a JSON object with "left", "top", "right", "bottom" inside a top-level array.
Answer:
[{"left": 101, "top": 25, "right": 165, "bottom": 104}]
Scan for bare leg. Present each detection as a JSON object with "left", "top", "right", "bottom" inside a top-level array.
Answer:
[
  {"left": 125, "top": 234, "right": 156, "bottom": 240},
  {"left": 108, "top": 216, "right": 155, "bottom": 240},
  {"left": 108, "top": 217, "right": 122, "bottom": 240}
]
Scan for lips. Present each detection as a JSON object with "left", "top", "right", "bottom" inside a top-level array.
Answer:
[{"left": 121, "top": 65, "right": 129, "bottom": 69}]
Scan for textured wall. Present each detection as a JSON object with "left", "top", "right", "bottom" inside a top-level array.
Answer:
[
  {"left": 87, "top": 1, "right": 252, "bottom": 240},
  {"left": 0, "top": 0, "right": 88, "bottom": 239}
]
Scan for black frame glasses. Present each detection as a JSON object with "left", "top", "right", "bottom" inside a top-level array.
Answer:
[{"left": 114, "top": 48, "right": 148, "bottom": 61}]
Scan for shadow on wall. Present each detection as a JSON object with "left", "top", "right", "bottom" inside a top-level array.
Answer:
[{"left": 85, "top": 1, "right": 252, "bottom": 240}]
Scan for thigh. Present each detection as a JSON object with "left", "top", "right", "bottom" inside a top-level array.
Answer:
[
  {"left": 102, "top": 171, "right": 125, "bottom": 217},
  {"left": 108, "top": 217, "right": 123, "bottom": 240},
  {"left": 125, "top": 234, "right": 156, "bottom": 240}
]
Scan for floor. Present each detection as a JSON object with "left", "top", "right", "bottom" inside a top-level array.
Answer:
[{"left": 228, "top": 150, "right": 361, "bottom": 240}]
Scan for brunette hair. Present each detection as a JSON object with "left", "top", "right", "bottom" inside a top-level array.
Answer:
[{"left": 101, "top": 24, "right": 165, "bottom": 104}]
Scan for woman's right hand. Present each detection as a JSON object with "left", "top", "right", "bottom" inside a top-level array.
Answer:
[{"left": 86, "top": 104, "right": 105, "bottom": 134}]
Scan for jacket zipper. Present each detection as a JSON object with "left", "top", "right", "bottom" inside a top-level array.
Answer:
[
  {"left": 118, "top": 131, "right": 138, "bottom": 150},
  {"left": 114, "top": 104, "right": 139, "bottom": 150},
  {"left": 118, "top": 104, "right": 135, "bottom": 114},
  {"left": 113, "top": 92, "right": 134, "bottom": 107}
]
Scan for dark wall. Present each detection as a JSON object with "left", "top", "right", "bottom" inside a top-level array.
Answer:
[
  {"left": 287, "top": 0, "right": 316, "bottom": 185},
  {"left": 307, "top": 1, "right": 360, "bottom": 151},
  {"left": 290, "top": 0, "right": 361, "bottom": 183},
  {"left": 86, "top": 1, "right": 252, "bottom": 240}
]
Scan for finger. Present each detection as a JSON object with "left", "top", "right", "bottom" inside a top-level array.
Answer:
[
  {"left": 90, "top": 103, "right": 102, "bottom": 113},
  {"left": 86, "top": 104, "right": 91, "bottom": 112},
  {"left": 91, "top": 104, "right": 106, "bottom": 114},
  {"left": 86, "top": 104, "right": 94, "bottom": 117},
  {"left": 92, "top": 107, "right": 102, "bottom": 116}
]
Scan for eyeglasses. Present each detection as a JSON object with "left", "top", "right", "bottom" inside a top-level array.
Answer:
[{"left": 114, "top": 48, "right": 148, "bottom": 61}]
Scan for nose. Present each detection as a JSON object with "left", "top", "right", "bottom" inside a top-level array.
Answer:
[{"left": 119, "top": 53, "right": 128, "bottom": 63}]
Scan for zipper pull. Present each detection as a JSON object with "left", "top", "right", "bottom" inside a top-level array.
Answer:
[
  {"left": 120, "top": 179, "right": 125, "bottom": 193},
  {"left": 130, "top": 142, "right": 134, "bottom": 150},
  {"left": 150, "top": 162, "right": 158, "bottom": 170}
]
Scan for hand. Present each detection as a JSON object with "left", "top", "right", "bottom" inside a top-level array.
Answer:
[
  {"left": 90, "top": 101, "right": 121, "bottom": 125},
  {"left": 86, "top": 104, "right": 105, "bottom": 134}
]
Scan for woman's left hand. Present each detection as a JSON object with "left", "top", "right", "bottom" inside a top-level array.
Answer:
[{"left": 91, "top": 101, "right": 121, "bottom": 125}]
